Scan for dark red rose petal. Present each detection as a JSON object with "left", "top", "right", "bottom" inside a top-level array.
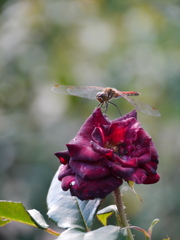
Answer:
[
  {"left": 58, "top": 164, "right": 74, "bottom": 180},
  {"left": 55, "top": 150, "right": 70, "bottom": 164},
  {"left": 112, "top": 110, "right": 137, "bottom": 123},
  {"left": 113, "top": 154, "right": 137, "bottom": 168},
  {"left": 91, "top": 126, "right": 106, "bottom": 146},
  {"left": 90, "top": 141, "right": 114, "bottom": 159},
  {"left": 107, "top": 118, "right": 138, "bottom": 144},
  {"left": 69, "top": 175, "right": 123, "bottom": 200},
  {"left": 55, "top": 108, "right": 160, "bottom": 200},
  {"left": 69, "top": 160, "right": 110, "bottom": 179},
  {"left": 67, "top": 143, "right": 103, "bottom": 162},
  {"left": 143, "top": 173, "right": 160, "bottom": 184},
  {"left": 75, "top": 108, "right": 110, "bottom": 141},
  {"left": 125, "top": 169, "right": 147, "bottom": 184},
  {"left": 103, "top": 159, "right": 135, "bottom": 178},
  {"left": 61, "top": 175, "right": 76, "bottom": 191}
]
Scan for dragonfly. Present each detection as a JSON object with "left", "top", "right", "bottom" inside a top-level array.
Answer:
[{"left": 51, "top": 85, "right": 161, "bottom": 117}]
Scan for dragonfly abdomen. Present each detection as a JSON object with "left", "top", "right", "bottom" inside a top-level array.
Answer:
[{"left": 121, "top": 91, "right": 139, "bottom": 96}]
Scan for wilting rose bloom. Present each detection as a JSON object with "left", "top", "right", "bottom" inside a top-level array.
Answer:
[{"left": 55, "top": 108, "right": 160, "bottom": 200}]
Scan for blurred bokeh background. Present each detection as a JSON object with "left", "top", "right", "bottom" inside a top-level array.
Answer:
[{"left": 0, "top": 0, "right": 180, "bottom": 239}]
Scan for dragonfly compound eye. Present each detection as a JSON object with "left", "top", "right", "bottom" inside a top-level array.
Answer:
[{"left": 96, "top": 92, "right": 107, "bottom": 103}]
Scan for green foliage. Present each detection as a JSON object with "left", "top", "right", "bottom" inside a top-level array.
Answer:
[
  {"left": 0, "top": 199, "right": 129, "bottom": 240},
  {"left": 0, "top": 218, "right": 11, "bottom": 227},
  {"left": 46, "top": 171, "right": 129, "bottom": 239},
  {"left": 97, "top": 205, "right": 118, "bottom": 226},
  {"left": 47, "top": 170, "right": 102, "bottom": 230},
  {"left": 0, "top": 201, "right": 48, "bottom": 229},
  {"left": 0, "top": 199, "right": 161, "bottom": 240},
  {"left": 57, "top": 225, "right": 128, "bottom": 240},
  {"left": 148, "top": 219, "right": 160, "bottom": 237},
  {"left": 128, "top": 219, "right": 160, "bottom": 240}
]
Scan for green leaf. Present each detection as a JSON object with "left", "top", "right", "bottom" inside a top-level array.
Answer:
[
  {"left": 148, "top": 219, "right": 160, "bottom": 237},
  {"left": 97, "top": 212, "right": 113, "bottom": 226},
  {"left": 28, "top": 209, "right": 49, "bottom": 229},
  {"left": 97, "top": 205, "right": 118, "bottom": 226},
  {"left": 57, "top": 226, "right": 86, "bottom": 240},
  {"left": 127, "top": 219, "right": 160, "bottom": 240},
  {"left": 47, "top": 169, "right": 102, "bottom": 230},
  {"left": 127, "top": 181, "right": 142, "bottom": 201},
  {"left": 0, "top": 217, "right": 11, "bottom": 227},
  {"left": 0, "top": 201, "right": 48, "bottom": 230},
  {"left": 128, "top": 226, "right": 150, "bottom": 238},
  {"left": 84, "top": 225, "right": 127, "bottom": 240},
  {"left": 57, "top": 225, "right": 128, "bottom": 240}
]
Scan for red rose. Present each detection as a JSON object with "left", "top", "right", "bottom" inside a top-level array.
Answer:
[{"left": 55, "top": 108, "right": 160, "bottom": 200}]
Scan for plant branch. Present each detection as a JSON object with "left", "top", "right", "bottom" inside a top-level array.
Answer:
[{"left": 113, "top": 187, "right": 134, "bottom": 240}]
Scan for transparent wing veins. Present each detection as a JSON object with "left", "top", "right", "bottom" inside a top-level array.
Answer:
[
  {"left": 51, "top": 85, "right": 161, "bottom": 117},
  {"left": 51, "top": 85, "right": 104, "bottom": 100},
  {"left": 122, "top": 95, "right": 161, "bottom": 117}
]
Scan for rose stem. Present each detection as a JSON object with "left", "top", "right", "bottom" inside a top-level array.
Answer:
[{"left": 113, "top": 187, "right": 134, "bottom": 240}]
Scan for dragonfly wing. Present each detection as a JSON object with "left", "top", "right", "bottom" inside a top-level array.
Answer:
[
  {"left": 67, "top": 86, "right": 103, "bottom": 99},
  {"left": 122, "top": 95, "right": 161, "bottom": 117},
  {"left": 51, "top": 85, "right": 104, "bottom": 100},
  {"left": 51, "top": 85, "right": 71, "bottom": 95}
]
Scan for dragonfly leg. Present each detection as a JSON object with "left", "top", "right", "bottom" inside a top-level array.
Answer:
[
  {"left": 104, "top": 102, "right": 108, "bottom": 113},
  {"left": 96, "top": 102, "right": 108, "bottom": 113},
  {"left": 96, "top": 101, "right": 121, "bottom": 115},
  {"left": 108, "top": 101, "right": 122, "bottom": 116}
]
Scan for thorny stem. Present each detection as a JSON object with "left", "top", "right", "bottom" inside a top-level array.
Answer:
[{"left": 114, "top": 188, "right": 134, "bottom": 240}]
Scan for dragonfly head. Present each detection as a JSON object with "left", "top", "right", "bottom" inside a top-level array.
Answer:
[{"left": 96, "top": 92, "right": 107, "bottom": 103}]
